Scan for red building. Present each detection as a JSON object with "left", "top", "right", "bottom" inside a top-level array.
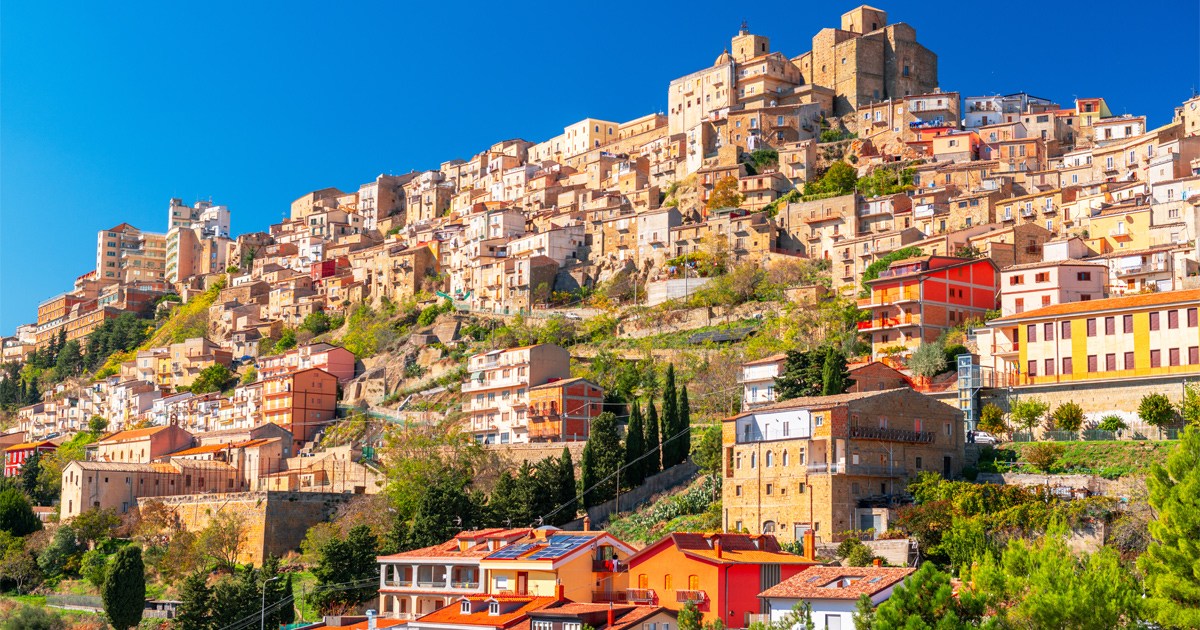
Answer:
[
  {"left": 623, "top": 532, "right": 818, "bottom": 627},
  {"left": 527, "top": 377, "right": 604, "bottom": 442},
  {"left": 258, "top": 342, "right": 357, "bottom": 383},
  {"left": 857, "top": 255, "right": 998, "bottom": 360},
  {"left": 4, "top": 441, "right": 57, "bottom": 477}
]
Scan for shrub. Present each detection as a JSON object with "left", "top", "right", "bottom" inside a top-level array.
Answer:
[
  {"left": 836, "top": 537, "right": 864, "bottom": 559},
  {"left": 908, "top": 341, "right": 948, "bottom": 378},
  {"left": 1138, "top": 393, "right": 1176, "bottom": 428},
  {"left": 1010, "top": 397, "right": 1050, "bottom": 433},
  {"left": 1025, "top": 443, "right": 1065, "bottom": 473},
  {"left": 1098, "top": 415, "right": 1128, "bottom": 432},
  {"left": 978, "top": 403, "right": 1007, "bottom": 435}
]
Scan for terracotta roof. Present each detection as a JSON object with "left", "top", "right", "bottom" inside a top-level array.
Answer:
[
  {"left": 162, "top": 443, "right": 231, "bottom": 457},
  {"left": 629, "top": 532, "right": 816, "bottom": 567},
  {"left": 412, "top": 595, "right": 558, "bottom": 628},
  {"left": 378, "top": 529, "right": 534, "bottom": 561},
  {"left": 99, "top": 426, "right": 173, "bottom": 443},
  {"left": 320, "top": 618, "right": 407, "bottom": 630},
  {"left": 4, "top": 441, "right": 57, "bottom": 451},
  {"left": 991, "top": 289, "right": 1200, "bottom": 323},
  {"left": 1000, "top": 259, "right": 1106, "bottom": 272},
  {"left": 760, "top": 566, "right": 914, "bottom": 600},
  {"left": 743, "top": 353, "right": 787, "bottom": 366}
]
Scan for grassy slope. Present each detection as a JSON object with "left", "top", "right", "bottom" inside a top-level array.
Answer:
[{"left": 990, "top": 440, "right": 1176, "bottom": 477}]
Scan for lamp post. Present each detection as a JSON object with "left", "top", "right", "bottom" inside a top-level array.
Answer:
[{"left": 262, "top": 575, "right": 282, "bottom": 630}]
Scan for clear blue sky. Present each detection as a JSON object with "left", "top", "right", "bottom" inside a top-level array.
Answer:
[{"left": 2, "top": 0, "right": 1197, "bottom": 333}]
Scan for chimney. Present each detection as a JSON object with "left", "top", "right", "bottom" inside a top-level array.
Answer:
[
  {"left": 535, "top": 529, "right": 547, "bottom": 541},
  {"left": 583, "top": 515, "right": 592, "bottom": 531},
  {"left": 367, "top": 609, "right": 378, "bottom": 630},
  {"left": 873, "top": 558, "right": 882, "bottom": 568},
  {"left": 555, "top": 581, "right": 566, "bottom": 602},
  {"left": 713, "top": 535, "right": 722, "bottom": 560},
  {"left": 803, "top": 529, "right": 817, "bottom": 562},
  {"left": 608, "top": 603, "right": 615, "bottom": 628}
]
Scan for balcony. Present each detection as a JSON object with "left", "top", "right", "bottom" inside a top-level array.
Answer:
[
  {"left": 1020, "top": 208, "right": 1036, "bottom": 218},
  {"left": 858, "top": 206, "right": 891, "bottom": 218},
  {"left": 849, "top": 425, "right": 935, "bottom": 444},
  {"left": 1117, "top": 263, "right": 1168, "bottom": 276},
  {"left": 1108, "top": 228, "right": 1132, "bottom": 239},
  {"left": 416, "top": 580, "right": 447, "bottom": 588},
  {"left": 675, "top": 590, "right": 707, "bottom": 604},
  {"left": 593, "top": 559, "right": 627, "bottom": 573},
  {"left": 451, "top": 581, "right": 480, "bottom": 589},
  {"left": 627, "top": 589, "right": 656, "bottom": 603},
  {"left": 593, "top": 591, "right": 628, "bottom": 603},
  {"left": 857, "top": 287, "right": 920, "bottom": 308},
  {"left": 805, "top": 213, "right": 838, "bottom": 223},
  {"left": 384, "top": 579, "right": 414, "bottom": 588},
  {"left": 857, "top": 313, "right": 921, "bottom": 330}
]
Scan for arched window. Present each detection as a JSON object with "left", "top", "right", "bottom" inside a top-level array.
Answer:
[
  {"left": 750, "top": 452, "right": 757, "bottom": 468},
  {"left": 735, "top": 453, "right": 742, "bottom": 469},
  {"left": 763, "top": 521, "right": 776, "bottom": 533},
  {"left": 664, "top": 574, "right": 673, "bottom": 591},
  {"left": 765, "top": 451, "right": 774, "bottom": 467},
  {"left": 782, "top": 450, "right": 790, "bottom": 466}
]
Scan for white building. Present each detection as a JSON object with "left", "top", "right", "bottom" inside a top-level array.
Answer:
[
  {"left": 740, "top": 354, "right": 786, "bottom": 410},
  {"left": 760, "top": 566, "right": 915, "bottom": 630}
]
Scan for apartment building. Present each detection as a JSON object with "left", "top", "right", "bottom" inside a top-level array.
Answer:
[
  {"left": 740, "top": 354, "right": 787, "bottom": 410},
  {"left": 527, "top": 378, "right": 604, "bottom": 442},
  {"left": 464, "top": 344, "right": 572, "bottom": 444},
  {"left": 722, "top": 388, "right": 965, "bottom": 539},
  {"left": 478, "top": 530, "right": 634, "bottom": 603},
  {"left": 3, "top": 441, "right": 57, "bottom": 477},
  {"left": 858, "top": 255, "right": 998, "bottom": 358},
  {"left": 258, "top": 342, "right": 356, "bottom": 383},
  {"left": 96, "top": 223, "right": 169, "bottom": 282},
  {"left": 976, "top": 289, "right": 1200, "bottom": 388},
  {"left": 260, "top": 367, "right": 338, "bottom": 442},
  {"left": 998, "top": 260, "right": 1107, "bottom": 316}
]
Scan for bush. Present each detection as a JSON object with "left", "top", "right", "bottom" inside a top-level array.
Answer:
[
  {"left": 978, "top": 403, "right": 1007, "bottom": 435},
  {"left": 1010, "top": 397, "right": 1050, "bottom": 433},
  {"left": 836, "top": 537, "right": 863, "bottom": 559},
  {"left": 1098, "top": 415, "right": 1128, "bottom": 432},
  {"left": 1051, "top": 401, "right": 1084, "bottom": 432},
  {"left": 1138, "top": 393, "right": 1175, "bottom": 428},
  {"left": 846, "top": 545, "right": 877, "bottom": 567},
  {"left": 1025, "top": 443, "right": 1065, "bottom": 473},
  {"left": 1, "top": 605, "right": 64, "bottom": 630},
  {"left": 908, "top": 341, "right": 948, "bottom": 378}
]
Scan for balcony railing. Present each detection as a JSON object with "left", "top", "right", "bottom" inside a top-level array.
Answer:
[
  {"left": 383, "top": 579, "right": 414, "bottom": 588},
  {"left": 416, "top": 580, "right": 447, "bottom": 588},
  {"left": 849, "top": 425, "right": 935, "bottom": 444},
  {"left": 451, "top": 581, "right": 480, "bottom": 589},
  {"left": 857, "top": 313, "right": 922, "bottom": 330},
  {"left": 627, "top": 589, "right": 655, "bottom": 602},
  {"left": 593, "top": 591, "right": 628, "bottom": 603},
  {"left": 1116, "top": 263, "right": 1167, "bottom": 276},
  {"left": 675, "top": 590, "right": 707, "bottom": 604}
]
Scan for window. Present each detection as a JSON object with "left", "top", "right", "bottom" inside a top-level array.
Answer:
[
  {"left": 766, "top": 483, "right": 773, "bottom": 495},
  {"left": 1189, "top": 308, "right": 1198, "bottom": 327},
  {"left": 1028, "top": 360, "right": 1037, "bottom": 377},
  {"left": 782, "top": 451, "right": 789, "bottom": 466},
  {"left": 1123, "top": 351, "right": 1135, "bottom": 370},
  {"left": 1151, "top": 349, "right": 1162, "bottom": 368},
  {"left": 1170, "top": 348, "right": 1180, "bottom": 366},
  {"left": 1169, "top": 310, "right": 1179, "bottom": 329},
  {"left": 1062, "top": 321, "right": 1072, "bottom": 339},
  {"left": 1078, "top": 272, "right": 1091, "bottom": 281},
  {"left": 736, "top": 485, "right": 742, "bottom": 496},
  {"left": 664, "top": 575, "right": 673, "bottom": 591},
  {"left": 1062, "top": 357, "right": 1073, "bottom": 374},
  {"left": 1191, "top": 347, "right": 1199, "bottom": 365},
  {"left": 766, "top": 451, "right": 773, "bottom": 467},
  {"left": 1150, "top": 312, "right": 1160, "bottom": 331},
  {"left": 489, "top": 602, "right": 500, "bottom": 616},
  {"left": 798, "top": 482, "right": 806, "bottom": 494},
  {"left": 461, "top": 601, "right": 472, "bottom": 614},
  {"left": 1045, "top": 358, "right": 1055, "bottom": 376},
  {"left": 1123, "top": 315, "right": 1134, "bottom": 334},
  {"left": 1044, "top": 322, "right": 1054, "bottom": 341},
  {"left": 1087, "top": 318, "right": 1097, "bottom": 337},
  {"left": 1106, "top": 354, "right": 1117, "bottom": 371},
  {"left": 1087, "top": 355, "right": 1098, "bottom": 372},
  {"left": 1104, "top": 317, "right": 1115, "bottom": 335},
  {"left": 1026, "top": 324, "right": 1037, "bottom": 343}
]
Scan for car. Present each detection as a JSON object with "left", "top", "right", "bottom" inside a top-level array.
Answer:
[
  {"left": 972, "top": 430, "right": 998, "bottom": 445},
  {"left": 564, "top": 312, "right": 583, "bottom": 320}
]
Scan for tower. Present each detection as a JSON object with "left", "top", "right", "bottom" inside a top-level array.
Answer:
[
  {"left": 841, "top": 5, "right": 888, "bottom": 34},
  {"left": 731, "top": 20, "right": 770, "bottom": 62}
]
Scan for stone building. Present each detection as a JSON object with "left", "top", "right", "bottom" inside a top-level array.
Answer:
[{"left": 722, "top": 388, "right": 965, "bottom": 540}]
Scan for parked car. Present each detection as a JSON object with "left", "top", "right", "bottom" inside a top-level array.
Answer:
[
  {"left": 972, "top": 430, "right": 998, "bottom": 445},
  {"left": 564, "top": 312, "right": 583, "bottom": 320}
]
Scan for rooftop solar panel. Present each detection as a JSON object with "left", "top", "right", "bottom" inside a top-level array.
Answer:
[{"left": 488, "top": 543, "right": 537, "bottom": 559}]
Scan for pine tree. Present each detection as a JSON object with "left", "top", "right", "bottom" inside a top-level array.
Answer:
[
  {"left": 20, "top": 449, "right": 41, "bottom": 503},
  {"left": 174, "top": 569, "right": 212, "bottom": 630},
  {"left": 661, "top": 365, "right": 679, "bottom": 468},
  {"left": 511, "top": 461, "right": 536, "bottom": 527},
  {"left": 409, "top": 477, "right": 473, "bottom": 548},
  {"left": 489, "top": 471, "right": 518, "bottom": 527},
  {"left": 821, "top": 347, "right": 853, "bottom": 395},
  {"left": 279, "top": 573, "right": 296, "bottom": 625},
  {"left": 102, "top": 544, "right": 146, "bottom": 630},
  {"left": 309, "top": 525, "right": 379, "bottom": 614},
  {"left": 0, "top": 488, "right": 41, "bottom": 537},
  {"left": 381, "top": 511, "right": 409, "bottom": 554},
  {"left": 678, "top": 386, "right": 692, "bottom": 462},
  {"left": 580, "top": 441, "right": 598, "bottom": 509},
  {"left": 55, "top": 328, "right": 67, "bottom": 359},
  {"left": 864, "top": 562, "right": 987, "bottom": 630},
  {"left": 585, "top": 411, "right": 624, "bottom": 505},
  {"left": 551, "top": 447, "right": 576, "bottom": 526},
  {"left": 624, "top": 402, "right": 646, "bottom": 488},
  {"left": 1138, "top": 424, "right": 1200, "bottom": 628},
  {"left": 261, "top": 555, "right": 290, "bottom": 629},
  {"left": 775, "top": 348, "right": 826, "bottom": 401},
  {"left": 24, "top": 377, "right": 40, "bottom": 405},
  {"left": 644, "top": 401, "right": 661, "bottom": 477}
]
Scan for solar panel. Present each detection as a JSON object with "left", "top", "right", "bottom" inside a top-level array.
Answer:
[{"left": 488, "top": 543, "right": 537, "bottom": 559}]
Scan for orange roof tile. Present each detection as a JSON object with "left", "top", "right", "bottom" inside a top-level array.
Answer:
[
  {"left": 4, "top": 441, "right": 57, "bottom": 452},
  {"left": 413, "top": 596, "right": 558, "bottom": 628},
  {"left": 760, "top": 566, "right": 914, "bottom": 600},
  {"left": 991, "top": 289, "right": 1200, "bottom": 323},
  {"left": 630, "top": 533, "right": 817, "bottom": 566},
  {"left": 321, "top": 618, "right": 407, "bottom": 630},
  {"left": 99, "top": 426, "right": 173, "bottom": 443}
]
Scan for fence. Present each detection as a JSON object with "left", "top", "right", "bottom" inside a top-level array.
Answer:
[
  {"left": 1008, "top": 427, "right": 1176, "bottom": 443},
  {"left": 46, "top": 595, "right": 103, "bottom": 612}
]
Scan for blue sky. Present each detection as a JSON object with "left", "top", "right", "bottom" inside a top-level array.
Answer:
[{"left": 2, "top": 0, "right": 1197, "bottom": 333}]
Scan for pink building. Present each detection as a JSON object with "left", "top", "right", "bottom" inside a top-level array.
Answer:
[
  {"left": 999, "top": 260, "right": 1107, "bottom": 317},
  {"left": 257, "top": 342, "right": 356, "bottom": 383}
]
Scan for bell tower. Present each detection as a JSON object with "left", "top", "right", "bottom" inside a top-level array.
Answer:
[{"left": 731, "top": 20, "right": 770, "bottom": 62}]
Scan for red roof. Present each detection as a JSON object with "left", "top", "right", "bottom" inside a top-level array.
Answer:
[
  {"left": 759, "top": 566, "right": 915, "bottom": 600},
  {"left": 413, "top": 596, "right": 558, "bottom": 628},
  {"left": 992, "top": 289, "right": 1200, "bottom": 322},
  {"left": 629, "top": 532, "right": 816, "bottom": 567}
]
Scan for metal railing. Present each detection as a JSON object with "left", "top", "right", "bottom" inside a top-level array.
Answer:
[
  {"left": 850, "top": 425, "right": 935, "bottom": 444},
  {"left": 676, "top": 590, "right": 707, "bottom": 604},
  {"left": 627, "top": 589, "right": 655, "bottom": 602},
  {"left": 593, "top": 591, "right": 628, "bottom": 603}
]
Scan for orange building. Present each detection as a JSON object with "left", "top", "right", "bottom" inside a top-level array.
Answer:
[
  {"left": 527, "top": 378, "right": 604, "bottom": 442},
  {"left": 623, "top": 532, "right": 817, "bottom": 627},
  {"left": 261, "top": 367, "right": 338, "bottom": 442}
]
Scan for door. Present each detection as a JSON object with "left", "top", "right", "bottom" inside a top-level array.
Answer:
[
  {"left": 516, "top": 572, "right": 527, "bottom": 595},
  {"left": 943, "top": 456, "right": 952, "bottom": 479}
]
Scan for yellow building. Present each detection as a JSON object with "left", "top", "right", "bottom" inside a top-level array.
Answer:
[
  {"left": 480, "top": 530, "right": 634, "bottom": 603},
  {"left": 978, "top": 289, "right": 1200, "bottom": 387}
]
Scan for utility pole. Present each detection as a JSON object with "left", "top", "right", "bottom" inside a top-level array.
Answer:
[{"left": 261, "top": 575, "right": 281, "bottom": 630}]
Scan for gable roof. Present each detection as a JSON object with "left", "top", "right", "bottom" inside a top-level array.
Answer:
[
  {"left": 760, "top": 566, "right": 914, "bottom": 600},
  {"left": 99, "top": 426, "right": 174, "bottom": 443},
  {"left": 412, "top": 595, "right": 558, "bottom": 628},
  {"left": 628, "top": 532, "right": 816, "bottom": 567}
]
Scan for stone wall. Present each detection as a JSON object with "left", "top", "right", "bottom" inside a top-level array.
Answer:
[
  {"left": 561, "top": 461, "right": 700, "bottom": 530},
  {"left": 645, "top": 278, "right": 713, "bottom": 306},
  {"left": 482, "top": 441, "right": 588, "bottom": 469},
  {"left": 978, "top": 373, "right": 1197, "bottom": 425},
  {"left": 140, "top": 491, "right": 353, "bottom": 565}
]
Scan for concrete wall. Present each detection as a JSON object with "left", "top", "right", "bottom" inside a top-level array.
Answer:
[
  {"left": 645, "top": 278, "right": 713, "bottom": 306},
  {"left": 979, "top": 373, "right": 1198, "bottom": 425},
  {"left": 140, "top": 490, "right": 352, "bottom": 565},
  {"left": 563, "top": 461, "right": 700, "bottom": 529}
]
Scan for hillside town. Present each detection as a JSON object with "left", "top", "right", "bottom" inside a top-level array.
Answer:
[{"left": 1, "top": 5, "right": 1200, "bottom": 630}]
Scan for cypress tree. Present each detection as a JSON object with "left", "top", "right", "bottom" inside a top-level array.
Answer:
[
  {"left": 644, "top": 401, "right": 661, "bottom": 477},
  {"left": 0, "top": 488, "right": 41, "bottom": 537},
  {"left": 279, "top": 573, "right": 296, "bottom": 625},
  {"left": 102, "top": 544, "right": 146, "bottom": 630},
  {"left": 624, "top": 402, "right": 646, "bottom": 488},
  {"left": 679, "top": 386, "right": 692, "bottom": 463},
  {"left": 261, "top": 555, "right": 290, "bottom": 629},
  {"left": 20, "top": 449, "right": 41, "bottom": 502},
  {"left": 511, "top": 461, "right": 536, "bottom": 527},
  {"left": 821, "top": 347, "right": 853, "bottom": 396},
  {"left": 580, "top": 441, "right": 598, "bottom": 509},
  {"left": 551, "top": 447, "right": 576, "bottom": 526},
  {"left": 174, "top": 569, "right": 212, "bottom": 630},
  {"left": 661, "top": 365, "right": 679, "bottom": 468},
  {"left": 586, "top": 411, "right": 624, "bottom": 505},
  {"left": 489, "top": 471, "right": 517, "bottom": 527},
  {"left": 24, "top": 377, "right": 40, "bottom": 405}
]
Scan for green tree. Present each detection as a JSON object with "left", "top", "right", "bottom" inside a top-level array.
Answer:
[
  {"left": 820, "top": 347, "right": 853, "bottom": 395},
  {"left": 72, "top": 506, "right": 120, "bottom": 549},
  {"left": 1139, "top": 392, "right": 1176, "bottom": 428},
  {"left": 36, "top": 524, "right": 81, "bottom": 578},
  {"left": 54, "top": 340, "right": 83, "bottom": 379},
  {"left": 774, "top": 348, "right": 826, "bottom": 401},
  {"left": 858, "top": 562, "right": 989, "bottom": 630},
  {"left": 88, "top": 414, "right": 109, "bottom": 434},
  {"left": 0, "top": 488, "right": 41, "bottom": 537},
  {"left": 309, "top": 525, "right": 379, "bottom": 614},
  {"left": 1052, "top": 401, "right": 1085, "bottom": 432},
  {"left": 409, "top": 475, "right": 474, "bottom": 548},
  {"left": 678, "top": 385, "right": 692, "bottom": 461},
  {"left": 174, "top": 568, "right": 213, "bottom": 630},
  {"left": 190, "top": 364, "right": 234, "bottom": 394},
  {"left": 1010, "top": 397, "right": 1050, "bottom": 434},
  {"left": 488, "top": 471, "right": 518, "bottom": 527},
  {"left": 969, "top": 534, "right": 1142, "bottom": 630},
  {"left": 280, "top": 573, "right": 296, "bottom": 625},
  {"left": 261, "top": 554, "right": 291, "bottom": 629},
  {"left": 1180, "top": 382, "right": 1200, "bottom": 426},
  {"left": 804, "top": 161, "right": 858, "bottom": 197},
  {"left": 1026, "top": 443, "right": 1066, "bottom": 473},
  {"left": 300, "top": 311, "right": 333, "bottom": 336},
  {"left": 909, "top": 341, "right": 948, "bottom": 379},
  {"left": 624, "top": 403, "right": 646, "bottom": 488},
  {"left": 661, "top": 365, "right": 680, "bottom": 468},
  {"left": 1099, "top": 415, "right": 1129, "bottom": 432},
  {"left": 550, "top": 447, "right": 577, "bottom": 527},
  {"left": 1, "top": 605, "right": 64, "bottom": 630},
  {"left": 643, "top": 401, "right": 661, "bottom": 477},
  {"left": 81, "top": 548, "right": 107, "bottom": 589},
  {"left": 580, "top": 440, "right": 598, "bottom": 510},
  {"left": 692, "top": 424, "right": 722, "bottom": 479},
  {"left": 978, "top": 403, "right": 1007, "bottom": 435},
  {"left": 20, "top": 449, "right": 42, "bottom": 502},
  {"left": 102, "top": 544, "right": 146, "bottom": 630},
  {"left": 1138, "top": 425, "right": 1200, "bottom": 627},
  {"left": 198, "top": 511, "right": 246, "bottom": 573},
  {"left": 677, "top": 601, "right": 703, "bottom": 630},
  {"left": 209, "top": 567, "right": 256, "bottom": 629},
  {"left": 583, "top": 412, "right": 624, "bottom": 507},
  {"left": 274, "top": 329, "right": 298, "bottom": 353}
]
